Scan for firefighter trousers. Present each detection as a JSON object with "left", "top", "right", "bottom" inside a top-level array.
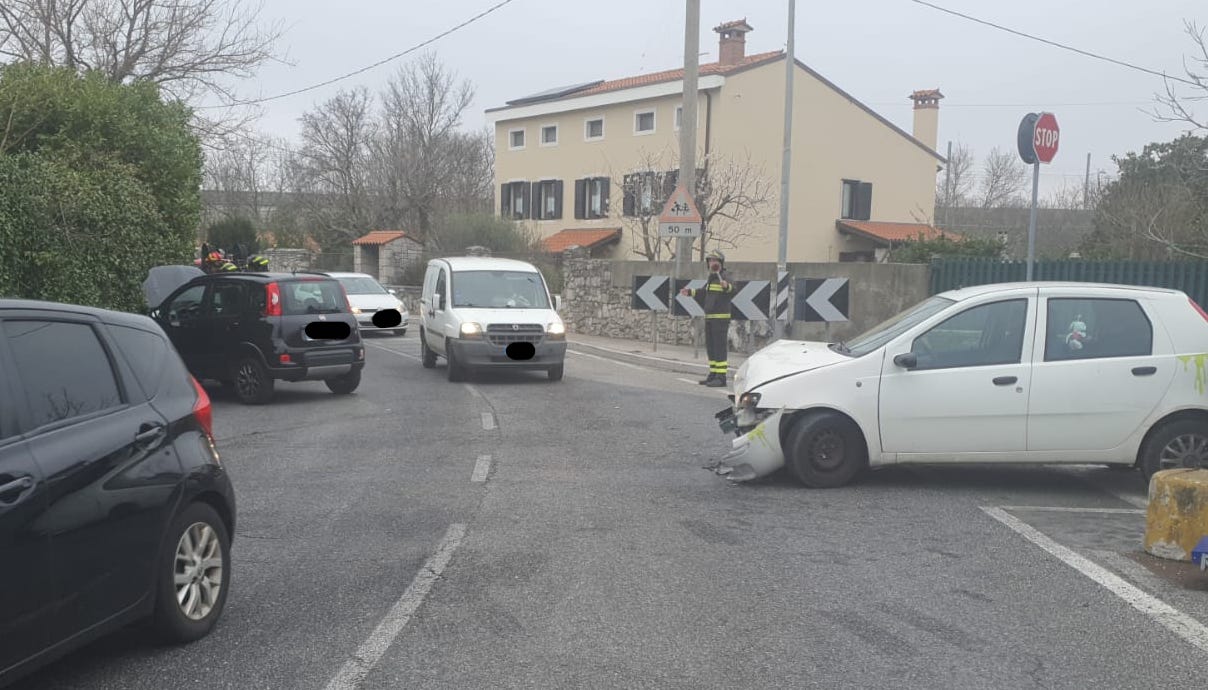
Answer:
[{"left": 706, "top": 318, "right": 730, "bottom": 378}]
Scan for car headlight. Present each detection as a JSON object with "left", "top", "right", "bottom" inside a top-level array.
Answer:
[
  {"left": 738, "top": 392, "right": 761, "bottom": 409},
  {"left": 460, "top": 322, "right": 483, "bottom": 339},
  {"left": 547, "top": 321, "right": 566, "bottom": 340}
]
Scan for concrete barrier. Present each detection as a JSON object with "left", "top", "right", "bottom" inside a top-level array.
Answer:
[{"left": 1144, "top": 468, "right": 1208, "bottom": 561}]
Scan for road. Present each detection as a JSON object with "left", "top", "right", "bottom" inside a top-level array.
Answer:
[{"left": 14, "top": 332, "right": 1208, "bottom": 689}]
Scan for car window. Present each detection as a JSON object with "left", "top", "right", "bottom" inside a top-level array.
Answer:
[
  {"left": 281, "top": 280, "right": 346, "bottom": 315},
  {"left": 451, "top": 271, "right": 550, "bottom": 309},
  {"left": 435, "top": 271, "right": 447, "bottom": 311},
  {"left": 338, "top": 276, "right": 388, "bottom": 295},
  {"left": 1044, "top": 298, "right": 1153, "bottom": 362},
  {"left": 109, "top": 325, "right": 168, "bottom": 399},
  {"left": 209, "top": 281, "right": 248, "bottom": 317},
  {"left": 845, "top": 296, "right": 955, "bottom": 357},
  {"left": 911, "top": 299, "right": 1028, "bottom": 370},
  {"left": 3, "top": 320, "right": 123, "bottom": 428},
  {"left": 167, "top": 284, "right": 206, "bottom": 324}
]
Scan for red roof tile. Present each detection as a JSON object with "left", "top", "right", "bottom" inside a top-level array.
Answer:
[
  {"left": 837, "top": 220, "right": 962, "bottom": 245},
  {"left": 571, "top": 51, "right": 783, "bottom": 99},
  {"left": 352, "top": 230, "right": 411, "bottom": 246},
  {"left": 541, "top": 228, "right": 622, "bottom": 253}
]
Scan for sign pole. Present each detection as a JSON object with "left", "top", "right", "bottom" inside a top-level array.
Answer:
[
  {"left": 1026, "top": 160, "right": 1039, "bottom": 281},
  {"left": 774, "top": 0, "right": 795, "bottom": 341},
  {"left": 675, "top": 0, "right": 700, "bottom": 348}
]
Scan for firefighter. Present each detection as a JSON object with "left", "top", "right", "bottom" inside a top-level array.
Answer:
[
  {"left": 680, "top": 249, "right": 734, "bottom": 388},
  {"left": 246, "top": 255, "right": 270, "bottom": 271},
  {"left": 218, "top": 261, "right": 239, "bottom": 272}
]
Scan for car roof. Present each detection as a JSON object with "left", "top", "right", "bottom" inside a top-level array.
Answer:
[
  {"left": 434, "top": 257, "right": 540, "bottom": 272},
  {"left": 939, "top": 281, "right": 1184, "bottom": 301},
  {"left": 322, "top": 272, "right": 376, "bottom": 279},
  {"left": 0, "top": 298, "right": 158, "bottom": 329}
]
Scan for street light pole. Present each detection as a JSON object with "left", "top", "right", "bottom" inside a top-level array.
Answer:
[
  {"left": 774, "top": 0, "right": 795, "bottom": 340},
  {"left": 676, "top": 0, "right": 700, "bottom": 343}
]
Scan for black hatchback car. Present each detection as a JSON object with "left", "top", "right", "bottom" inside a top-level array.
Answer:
[
  {"left": 147, "top": 271, "right": 365, "bottom": 404},
  {"left": 0, "top": 299, "right": 236, "bottom": 686}
]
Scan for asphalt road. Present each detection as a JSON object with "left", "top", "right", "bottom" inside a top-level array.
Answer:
[{"left": 13, "top": 332, "right": 1208, "bottom": 689}]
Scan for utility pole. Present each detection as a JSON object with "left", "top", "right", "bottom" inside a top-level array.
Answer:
[
  {"left": 674, "top": 0, "right": 700, "bottom": 337},
  {"left": 944, "top": 140, "right": 953, "bottom": 230},
  {"left": 774, "top": 0, "right": 795, "bottom": 340},
  {"left": 1084, "top": 152, "right": 1091, "bottom": 210}
]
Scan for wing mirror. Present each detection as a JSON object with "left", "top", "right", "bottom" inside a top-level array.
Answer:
[
  {"left": 893, "top": 353, "right": 918, "bottom": 369},
  {"left": 388, "top": 288, "right": 397, "bottom": 295}
]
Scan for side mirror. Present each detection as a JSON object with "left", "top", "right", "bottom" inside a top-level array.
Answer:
[
  {"left": 893, "top": 353, "right": 918, "bottom": 369},
  {"left": 388, "top": 288, "right": 397, "bottom": 295}
]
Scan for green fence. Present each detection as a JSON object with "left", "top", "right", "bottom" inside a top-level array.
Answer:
[{"left": 929, "top": 259, "right": 1208, "bottom": 307}]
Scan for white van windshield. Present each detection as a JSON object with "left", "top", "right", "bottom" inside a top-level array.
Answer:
[{"left": 452, "top": 270, "right": 550, "bottom": 309}]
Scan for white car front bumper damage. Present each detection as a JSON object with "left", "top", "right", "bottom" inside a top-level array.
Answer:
[{"left": 712, "top": 407, "right": 787, "bottom": 481}]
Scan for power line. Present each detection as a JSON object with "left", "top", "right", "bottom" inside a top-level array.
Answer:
[
  {"left": 198, "top": 0, "right": 518, "bottom": 110},
  {"left": 872, "top": 101, "right": 1152, "bottom": 108},
  {"left": 908, "top": 0, "right": 1198, "bottom": 88}
]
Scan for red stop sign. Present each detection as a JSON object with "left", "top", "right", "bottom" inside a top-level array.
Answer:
[{"left": 1033, "top": 112, "right": 1059, "bottom": 163}]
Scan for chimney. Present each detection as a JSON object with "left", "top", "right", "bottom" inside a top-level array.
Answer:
[
  {"left": 909, "top": 88, "right": 943, "bottom": 151},
  {"left": 714, "top": 19, "right": 754, "bottom": 67}
]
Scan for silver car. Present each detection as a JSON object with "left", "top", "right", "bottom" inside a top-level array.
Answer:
[{"left": 325, "top": 272, "right": 410, "bottom": 336}]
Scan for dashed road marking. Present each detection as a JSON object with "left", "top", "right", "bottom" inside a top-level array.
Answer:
[
  {"left": 676, "top": 377, "right": 698, "bottom": 385},
  {"left": 464, "top": 383, "right": 483, "bottom": 399},
  {"left": 471, "top": 455, "right": 491, "bottom": 482},
  {"left": 368, "top": 343, "right": 421, "bottom": 362},
  {"left": 324, "top": 523, "right": 468, "bottom": 690},
  {"left": 481, "top": 412, "right": 496, "bottom": 430},
  {"left": 566, "top": 349, "right": 646, "bottom": 371}
]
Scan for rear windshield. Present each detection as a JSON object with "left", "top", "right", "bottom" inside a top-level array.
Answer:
[
  {"left": 281, "top": 280, "right": 348, "bottom": 315},
  {"left": 452, "top": 270, "right": 550, "bottom": 309},
  {"left": 337, "top": 276, "right": 388, "bottom": 295}
]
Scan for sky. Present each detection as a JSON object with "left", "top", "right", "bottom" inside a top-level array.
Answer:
[{"left": 209, "top": 0, "right": 1208, "bottom": 197}]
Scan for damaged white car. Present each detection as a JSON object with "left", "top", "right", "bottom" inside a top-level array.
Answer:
[{"left": 715, "top": 282, "right": 1208, "bottom": 488}]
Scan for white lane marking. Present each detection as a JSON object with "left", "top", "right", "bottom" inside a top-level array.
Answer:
[
  {"left": 1092, "top": 550, "right": 1170, "bottom": 596},
  {"left": 368, "top": 343, "right": 421, "bottom": 362},
  {"left": 566, "top": 349, "right": 645, "bottom": 371},
  {"left": 481, "top": 412, "right": 496, "bottom": 430},
  {"left": 324, "top": 523, "right": 468, "bottom": 690},
  {"left": 982, "top": 507, "right": 1208, "bottom": 655},
  {"left": 999, "top": 506, "right": 1146, "bottom": 515},
  {"left": 471, "top": 455, "right": 491, "bottom": 482},
  {"left": 463, "top": 383, "right": 483, "bottom": 399},
  {"left": 676, "top": 377, "right": 699, "bottom": 385}
]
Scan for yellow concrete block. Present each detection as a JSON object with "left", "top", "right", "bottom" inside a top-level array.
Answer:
[{"left": 1144, "top": 468, "right": 1208, "bottom": 561}]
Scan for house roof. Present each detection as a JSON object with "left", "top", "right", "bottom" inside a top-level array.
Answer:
[
  {"left": 541, "top": 228, "right": 622, "bottom": 254},
  {"left": 352, "top": 230, "right": 412, "bottom": 246},
  {"left": 837, "top": 220, "right": 962, "bottom": 246}
]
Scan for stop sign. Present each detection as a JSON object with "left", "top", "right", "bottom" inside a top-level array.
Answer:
[{"left": 1033, "top": 112, "right": 1059, "bottom": 163}]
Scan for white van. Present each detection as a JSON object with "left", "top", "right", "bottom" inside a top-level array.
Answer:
[{"left": 419, "top": 257, "right": 567, "bottom": 381}]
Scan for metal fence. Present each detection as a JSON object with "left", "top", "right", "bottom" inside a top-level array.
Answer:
[{"left": 929, "top": 258, "right": 1208, "bottom": 306}]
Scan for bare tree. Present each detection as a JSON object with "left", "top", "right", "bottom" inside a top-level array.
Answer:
[
  {"left": 612, "top": 150, "right": 675, "bottom": 261},
  {"left": 935, "top": 141, "right": 975, "bottom": 210},
  {"left": 203, "top": 132, "right": 283, "bottom": 223},
  {"left": 694, "top": 151, "right": 774, "bottom": 259},
  {"left": 1154, "top": 20, "right": 1208, "bottom": 133},
  {"left": 978, "top": 147, "right": 1028, "bottom": 209}
]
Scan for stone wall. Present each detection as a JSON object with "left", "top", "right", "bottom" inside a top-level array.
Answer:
[
  {"left": 263, "top": 248, "right": 312, "bottom": 273},
  {"left": 379, "top": 240, "right": 424, "bottom": 284},
  {"left": 560, "top": 256, "right": 932, "bottom": 354}
]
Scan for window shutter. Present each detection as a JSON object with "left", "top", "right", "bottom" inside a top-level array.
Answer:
[
  {"left": 522, "top": 182, "right": 533, "bottom": 219},
  {"left": 622, "top": 174, "right": 636, "bottom": 217},
  {"left": 500, "top": 184, "right": 508, "bottom": 216},
  {"left": 554, "top": 180, "right": 564, "bottom": 219},
  {"left": 599, "top": 178, "right": 611, "bottom": 217},
  {"left": 574, "top": 179, "right": 587, "bottom": 219},
  {"left": 856, "top": 182, "right": 873, "bottom": 220}
]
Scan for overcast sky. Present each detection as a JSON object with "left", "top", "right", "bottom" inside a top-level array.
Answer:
[{"left": 220, "top": 0, "right": 1206, "bottom": 196}]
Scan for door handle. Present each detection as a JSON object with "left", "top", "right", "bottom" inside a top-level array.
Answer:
[
  {"left": 993, "top": 376, "right": 1018, "bottom": 386},
  {"left": 0, "top": 476, "right": 34, "bottom": 504},
  {"left": 1132, "top": 366, "right": 1157, "bottom": 377},
  {"left": 135, "top": 424, "right": 166, "bottom": 446}
]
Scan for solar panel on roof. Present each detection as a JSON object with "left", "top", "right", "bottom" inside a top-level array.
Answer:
[{"left": 506, "top": 80, "right": 604, "bottom": 106}]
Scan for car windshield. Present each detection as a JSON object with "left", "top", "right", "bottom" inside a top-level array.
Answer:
[
  {"left": 452, "top": 270, "right": 550, "bottom": 309},
  {"left": 280, "top": 279, "right": 347, "bottom": 314},
  {"left": 842, "top": 296, "right": 956, "bottom": 357},
  {"left": 337, "top": 276, "right": 388, "bottom": 295}
]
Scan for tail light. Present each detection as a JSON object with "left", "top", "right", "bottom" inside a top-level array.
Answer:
[
  {"left": 190, "top": 375, "right": 214, "bottom": 438},
  {"left": 264, "top": 282, "right": 282, "bottom": 316},
  {"left": 1191, "top": 297, "right": 1208, "bottom": 323}
]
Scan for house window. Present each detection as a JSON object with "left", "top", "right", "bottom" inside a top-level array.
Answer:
[
  {"left": 540, "top": 124, "right": 558, "bottom": 146},
  {"left": 621, "top": 172, "right": 661, "bottom": 217},
  {"left": 634, "top": 110, "right": 655, "bottom": 134},
  {"left": 675, "top": 106, "right": 682, "bottom": 130},
  {"left": 841, "top": 179, "right": 873, "bottom": 221},
  {"left": 535, "top": 180, "right": 563, "bottom": 220},
  {"left": 508, "top": 128, "right": 525, "bottom": 150},
  {"left": 500, "top": 181, "right": 530, "bottom": 219},
  {"left": 585, "top": 118, "right": 604, "bottom": 140},
  {"left": 574, "top": 177, "right": 611, "bottom": 219}
]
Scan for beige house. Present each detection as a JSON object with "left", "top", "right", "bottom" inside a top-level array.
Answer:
[{"left": 486, "top": 19, "right": 949, "bottom": 262}]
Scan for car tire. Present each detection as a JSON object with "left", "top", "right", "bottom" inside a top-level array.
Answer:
[
  {"left": 446, "top": 339, "right": 465, "bottom": 382},
  {"left": 153, "top": 502, "right": 231, "bottom": 644},
  {"left": 785, "top": 411, "right": 867, "bottom": 488},
  {"left": 1139, "top": 418, "right": 1208, "bottom": 482},
  {"left": 420, "top": 330, "right": 437, "bottom": 369},
  {"left": 548, "top": 364, "right": 564, "bottom": 381},
  {"left": 325, "top": 370, "right": 361, "bottom": 395},
  {"left": 233, "top": 357, "right": 273, "bottom": 405}
]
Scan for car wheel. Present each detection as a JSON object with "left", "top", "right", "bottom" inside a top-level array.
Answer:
[
  {"left": 233, "top": 357, "right": 273, "bottom": 404},
  {"left": 420, "top": 330, "right": 437, "bottom": 369},
  {"left": 153, "top": 502, "right": 231, "bottom": 643},
  {"left": 1139, "top": 418, "right": 1208, "bottom": 481},
  {"left": 548, "top": 364, "right": 564, "bottom": 381},
  {"left": 325, "top": 370, "right": 361, "bottom": 395},
  {"left": 785, "top": 411, "right": 867, "bottom": 488},
  {"left": 446, "top": 339, "right": 465, "bottom": 382}
]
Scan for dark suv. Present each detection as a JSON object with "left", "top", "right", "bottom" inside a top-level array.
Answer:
[
  {"left": 0, "top": 299, "right": 236, "bottom": 685},
  {"left": 148, "top": 271, "right": 365, "bottom": 404}
]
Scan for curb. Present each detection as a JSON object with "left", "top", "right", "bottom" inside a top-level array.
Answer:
[{"left": 567, "top": 339, "right": 712, "bottom": 376}]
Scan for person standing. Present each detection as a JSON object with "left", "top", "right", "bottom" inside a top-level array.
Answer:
[{"left": 681, "top": 250, "right": 734, "bottom": 388}]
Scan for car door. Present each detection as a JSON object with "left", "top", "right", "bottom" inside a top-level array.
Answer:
[
  {"left": 0, "top": 330, "right": 52, "bottom": 675},
  {"left": 158, "top": 283, "right": 209, "bottom": 377},
  {"left": 3, "top": 316, "right": 175, "bottom": 646},
  {"left": 879, "top": 295, "right": 1035, "bottom": 456},
  {"left": 1027, "top": 292, "right": 1175, "bottom": 453},
  {"left": 426, "top": 266, "right": 450, "bottom": 355},
  {"left": 206, "top": 279, "right": 249, "bottom": 376}
]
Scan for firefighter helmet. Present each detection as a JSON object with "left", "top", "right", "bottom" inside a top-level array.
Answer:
[
  {"left": 705, "top": 250, "right": 726, "bottom": 264},
  {"left": 247, "top": 255, "right": 270, "bottom": 271},
  {"left": 218, "top": 261, "right": 238, "bottom": 272}
]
